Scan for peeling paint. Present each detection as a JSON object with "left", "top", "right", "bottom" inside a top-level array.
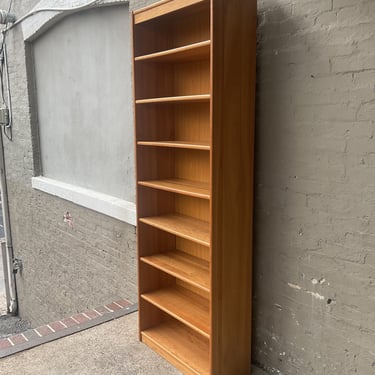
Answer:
[
  {"left": 288, "top": 282, "right": 302, "bottom": 290},
  {"left": 306, "top": 291, "right": 325, "bottom": 300}
]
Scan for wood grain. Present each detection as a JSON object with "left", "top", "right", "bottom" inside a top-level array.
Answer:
[
  {"left": 142, "top": 285, "right": 210, "bottom": 337},
  {"left": 210, "top": 0, "right": 257, "bottom": 373},
  {"left": 135, "top": 40, "right": 210, "bottom": 63},
  {"left": 136, "top": 94, "right": 210, "bottom": 104},
  {"left": 134, "top": 0, "right": 206, "bottom": 24},
  {"left": 138, "top": 178, "right": 210, "bottom": 199},
  {"left": 133, "top": 0, "right": 256, "bottom": 373},
  {"left": 141, "top": 319, "right": 209, "bottom": 375},
  {"left": 137, "top": 141, "right": 210, "bottom": 150},
  {"left": 141, "top": 250, "right": 209, "bottom": 291},
  {"left": 140, "top": 214, "right": 209, "bottom": 246}
]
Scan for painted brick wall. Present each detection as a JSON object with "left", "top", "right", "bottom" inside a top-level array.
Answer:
[
  {"left": 254, "top": 0, "right": 375, "bottom": 373},
  {"left": 0, "top": 0, "right": 137, "bottom": 326}
]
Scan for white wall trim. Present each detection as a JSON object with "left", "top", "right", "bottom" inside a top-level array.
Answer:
[{"left": 32, "top": 176, "right": 136, "bottom": 226}]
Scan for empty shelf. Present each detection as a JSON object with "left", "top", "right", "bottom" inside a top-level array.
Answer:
[
  {"left": 141, "top": 319, "right": 209, "bottom": 375},
  {"left": 138, "top": 179, "right": 210, "bottom": 199},
  {"left": 137, "top": 141, "right": 210, "bottom": 150},
  {"left": 139, "top": 214, "right": 210, "bottom": 246},
  {"left": 141, "top": 251, "right": 209, "bottom": 292},
  {"left": 135, "top": 40, "right": 210, "bottom": 63},
  {"left": 142, "top": 286, "right": 210, "bottom": 338},
  {"left": 136, "top": 94, "right": 210, "bottom": 104}
]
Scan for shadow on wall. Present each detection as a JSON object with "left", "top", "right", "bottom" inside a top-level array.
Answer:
[
  {"left": 251, "top": 1, "right": 360, "bottom": 373},
  {"left": 253, "top": 6, "right": 298, "bottom": 370}
]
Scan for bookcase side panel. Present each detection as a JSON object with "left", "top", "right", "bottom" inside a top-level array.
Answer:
[{"left": 210, "top": 0, "right": 257, "bottom": 373}]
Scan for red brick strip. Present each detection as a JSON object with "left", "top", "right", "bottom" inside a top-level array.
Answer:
[{"left": 0, "top": 299, "right": 136, "bottom": 359}]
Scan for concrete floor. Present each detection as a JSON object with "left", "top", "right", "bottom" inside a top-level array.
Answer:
[{"left": 0, "top": 312, "right": 267, "bottom": 375}]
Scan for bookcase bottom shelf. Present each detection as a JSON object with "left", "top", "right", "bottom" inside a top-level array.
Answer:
[{"left": 141, "top": 320, "right": 209, "bottom": 375}]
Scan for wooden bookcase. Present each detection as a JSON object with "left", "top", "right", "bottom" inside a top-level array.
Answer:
[{"left": 132, "top": 0, "right": 256, "bottom": 374}]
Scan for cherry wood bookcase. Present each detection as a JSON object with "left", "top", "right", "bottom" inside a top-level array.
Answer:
[{"left": 132, "top": 0, "right": 256, "bottom": 373}]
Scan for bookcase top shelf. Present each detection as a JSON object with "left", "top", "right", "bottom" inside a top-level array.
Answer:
[{"left": 133, "top": 0, "right": 208, "bottom": 24}]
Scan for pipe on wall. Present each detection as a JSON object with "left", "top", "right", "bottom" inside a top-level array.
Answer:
[{"left": 0, "top": 126, "right": 17, "bottom": 315}]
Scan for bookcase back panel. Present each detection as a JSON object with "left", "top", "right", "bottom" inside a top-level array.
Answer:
[
  {"left": 138, "top": 187, "right": 209, "bottom": 222},
  {"left": 138, "top": 223, "right": 176, "bottom": 257},
  {"left": 174, "top": 103, "right": 210, "bottom": 143},
  {"left": 174, "top": 150, "right": 210, "bottom": 183},
  {"left": 139, "top": 262, "right": 175, "bottom": 294},
  {"left": 136, "top": 104, "right": 175, "bottom": 141},
  {"left": 136, "top": 103, "right": 210, "bottom": 144},
  {"left": 135, "top": 60, "right": 210, "bottom": 99},
  {"left": 176, "top": 237, "right": 209, "bottom": 262},
  {"left": 137, "top": 187, "right": 175, "bottom": 217},
  {"left": 137, "top": 147, "right": 174, "bottom": 181},
  {"left": 175, "top": 195, "right": 209, "bottom": 222},
  {"left": 137, "top": 147, "right": 209, "bottom": 183},
  {"left": 175, "top": 279, "right": 209, "bottom": 300},
  {"left": 139, "top": 298, "right": 165, "bottom": 330}
]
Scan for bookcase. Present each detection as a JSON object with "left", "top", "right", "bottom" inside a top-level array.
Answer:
[{"left": 132, "top": 0, "right": 256, "bottom": 373}]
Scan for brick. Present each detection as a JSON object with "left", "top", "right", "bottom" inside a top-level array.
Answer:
[
  {"left": 71, "top": 313, "right": 90, "bottom": 324},
  {"left": 49, "top": 321, "right": 66, "bottom": 332},
  {"left": 0, "top": 339, "right": 12, "bottom": 349},
  {"left": 8, "top": 334, "right": 27, "bottom": 345},
  {"left": 95, "top": 305, "right": 113, "bottom": 315},
  {"left": 61, "top": 317, "right": 78, "bottom": 328},
  {"left": 115, "top": 299, "right": 131, "bottom": 308},
  {"left": 83, "top": 309, "right": 101, "bottom": 320},
  {"left": 105, "top": 302, "right": 122, "bottom": 312},
  {"left": 35, "top": 325, "right": 53, "bottom": 337}
]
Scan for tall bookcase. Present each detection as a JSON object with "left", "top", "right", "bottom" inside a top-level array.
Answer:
[{"left": 132, "top": 0, "right": 256, "bottom": 374}]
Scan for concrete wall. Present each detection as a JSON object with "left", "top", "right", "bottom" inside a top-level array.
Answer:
[
  {"left": 2, "top": 0, "right": 375, "bottom": 373},
  {"left": 254, "top": 0, "right": 375, "bottom": 373},
  {"left": 0, "top": 0, "right": 137, "bottom": 326},
  {"left": 34, "top": 5, "right": 135, "bottom": 201}
]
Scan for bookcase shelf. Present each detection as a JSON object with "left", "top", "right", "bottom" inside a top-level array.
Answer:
[
  {"left": 135, "top": 40, "right": 210, "bottom": 63},
  {"left": 137, "top": 141, "right": 210, "bottom": 150},
  {"left": 136, "top": 94, "right": 210, "bottom": 104},
  {"left": 133, "top": 0, "right": 256, "bottom": 373},
  {"left": 142, "top": 319, "right": 209, "bottom": 375},
  {"left": 138, "top": 179, "right": 210, "bottom": 199},
  {"left": 142, "top": 285, "right": 210, "bottom": 337},
  {"left": 141, "top": 250, "right": 209, "bottom": 292},
  {"left": 139, "top": 214, "right": 210, "bottom": 246}
]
